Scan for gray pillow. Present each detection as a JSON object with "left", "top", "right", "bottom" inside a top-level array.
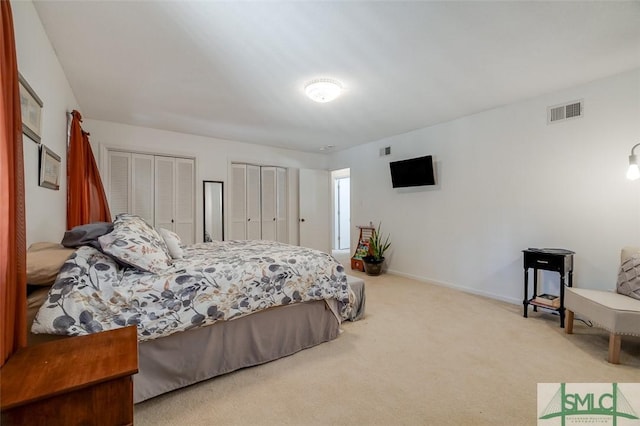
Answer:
[
  {"left": 61, "top": 222, "right": 114, "bottom": 250},
  {"left": 617, "top": 255, "right": 640, "bottom": 300}
]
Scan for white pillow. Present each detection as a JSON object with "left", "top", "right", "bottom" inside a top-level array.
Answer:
[{"left": 157, "top": 227, "right": 184, "bottom": 259}]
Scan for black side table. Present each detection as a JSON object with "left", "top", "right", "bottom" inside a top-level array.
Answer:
[{"left": 523, "top": 248, "right": 574, "bottom": 327}]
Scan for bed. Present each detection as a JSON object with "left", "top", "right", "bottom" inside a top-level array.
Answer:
[{"left": 27, "top": 214, "right": 356, "bottom": 403}]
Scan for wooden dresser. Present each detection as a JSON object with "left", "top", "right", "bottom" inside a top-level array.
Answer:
[{"left": 1, "top": 326, "right": 138, "bottom": 426}]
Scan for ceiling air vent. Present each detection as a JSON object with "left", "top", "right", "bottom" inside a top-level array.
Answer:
[{"left": 547, "top": 100, "right": 583, "bottom": 124}]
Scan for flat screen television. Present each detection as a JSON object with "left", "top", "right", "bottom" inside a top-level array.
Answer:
[{"left": 389, "top": 155, "right": 435, "bottom": 188}]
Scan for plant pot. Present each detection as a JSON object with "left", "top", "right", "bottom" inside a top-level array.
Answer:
[{"left": 363, "top": 257, "right": 384, "bottom": 276}]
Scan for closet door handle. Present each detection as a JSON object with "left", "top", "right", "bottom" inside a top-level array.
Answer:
[{"left": 248, "top": 218, "right": 251, "bottom": 222}]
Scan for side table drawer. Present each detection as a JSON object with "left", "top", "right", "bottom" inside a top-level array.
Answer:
[{"left": 524, "top": 252, "right": 570, "bottom": 272}]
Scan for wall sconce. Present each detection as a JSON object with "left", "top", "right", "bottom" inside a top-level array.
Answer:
[{"left": 627, "top": 143, "right": 640, "bottom": 181}]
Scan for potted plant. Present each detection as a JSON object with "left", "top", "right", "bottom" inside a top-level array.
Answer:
[{"left": 362, "top": 223, "right": 391, "bottom": 276}]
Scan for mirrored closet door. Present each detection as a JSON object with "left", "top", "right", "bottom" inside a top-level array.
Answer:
[{"left": 203, "top": 181, "right": 224, "bottom": 242}]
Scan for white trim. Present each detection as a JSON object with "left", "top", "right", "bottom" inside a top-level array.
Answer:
[{"left": 386, "top": 269, "right": 522, "bottom": 305}]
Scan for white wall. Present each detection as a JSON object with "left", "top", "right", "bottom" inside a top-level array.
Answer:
[
  {"left": 12, "top": 0, "right": 79, "bottom": 246},
  {"left": 83, "top": 119, "right": 329, "bottom": 244},
  {"left": 330, "top": 69, "right": 640, "bottom": 302}
]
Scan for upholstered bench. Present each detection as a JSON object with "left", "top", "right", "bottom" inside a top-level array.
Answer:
[
  {"left": 565, "top": 246, "right": 640, "bottom": 364},
  {"left": 346, "top": 275, "right": 366, "bottom": 321},
  {"left": 565, "top": 288, "right": 640, "bottom": 364}
]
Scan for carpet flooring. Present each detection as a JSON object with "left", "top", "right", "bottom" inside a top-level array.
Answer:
[{"left": 134, "top": 271, "right": 640, "bottom": 425}]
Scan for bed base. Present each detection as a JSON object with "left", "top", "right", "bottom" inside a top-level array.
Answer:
[
  {"left": 135, "top": 299, "right": 340, "bottom": 403},
  {"left": 28, "top": 289, "right": 342, "bottom": 403}
]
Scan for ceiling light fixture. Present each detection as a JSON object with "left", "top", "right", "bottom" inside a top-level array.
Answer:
[
  {"left": 627, "top": 142, "right": 640, "bottom": 181},
  {"left": 305, "top": 79, "right": 343, "bottom": 103}
]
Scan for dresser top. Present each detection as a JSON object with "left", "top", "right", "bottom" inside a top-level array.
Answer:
[{"left": 0, "top": 326, "right": 138, "bottom": 409}]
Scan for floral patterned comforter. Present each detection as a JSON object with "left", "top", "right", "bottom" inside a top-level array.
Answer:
[{"left": 32, "top": 240, "right": 353, "bottom": 341}]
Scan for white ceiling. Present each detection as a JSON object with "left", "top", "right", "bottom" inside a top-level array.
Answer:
[{"left": 33, "top": 1, "right": 640, "bottom": 153}]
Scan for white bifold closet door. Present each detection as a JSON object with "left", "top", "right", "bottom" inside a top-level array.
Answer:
[
  {"left": 154, "top": 157, "right": 175, "bottom": 234},
  {"left": 246, "top": 165, "right": 262, "bottom": 240},
  {"left": 107, "top": 151, "right": 155, "bottom": 226},
  {"left": 131, "top": 154, "right": 154, "bottom": 225},
  {"left": 261, "top": 167, "right": 277, "bottom": 241},
  {"left": 229, "top": 163, "right": 287, "bottom": 242},
  {"left": 229, "top": 164, "right": 247, "bottom": 240},
  {"left": 154, "top": 156, "right": 195, "bottom": 245},
  {"left": 107, "top": 151, "right": 132, "bottom": 217},
  {"left": 174, "top": 158, "right": 195, "bottom": 244},
  {"left": 105, "top": 150, "right": 194, "bottom": 244},
  {"left": 276, "top": 167, "right": 288, "bottom": 243}
]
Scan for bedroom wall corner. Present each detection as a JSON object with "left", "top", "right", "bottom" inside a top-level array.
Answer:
[
  {"left": 328, "top": 68, "right": 640, "bottom": 302},
  {"left": 11, "top": 0, "right": 80, "bottom": 246}
]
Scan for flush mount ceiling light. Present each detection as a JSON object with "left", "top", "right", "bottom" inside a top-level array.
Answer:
[{"left": 305, "top": 79, "right": 343, "bottom": 103}]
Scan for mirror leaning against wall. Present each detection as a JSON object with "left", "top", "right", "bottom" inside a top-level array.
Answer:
[{"left": 203, "top": 181, "right": 224, "bottom": 242}]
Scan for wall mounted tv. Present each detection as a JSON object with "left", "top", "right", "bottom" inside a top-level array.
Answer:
[{"left": 389, "top": 155, "right": 435, "bottom": 188}]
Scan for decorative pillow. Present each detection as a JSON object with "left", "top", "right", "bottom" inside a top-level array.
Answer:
[
  {"left": 98, "top": 214, "right": 172, "bottom": 273},
  {"left": 617, "top": 255, "right": 640, "bottom": 301},
  {"left": 61, "top": 222, "right": 114, "bottom": 250},
  {"left": 157, "top": 227, "right": 184, "bottom": 259},
  {"left": 26, "top": 242, "right": 76, "bottom": 285}
]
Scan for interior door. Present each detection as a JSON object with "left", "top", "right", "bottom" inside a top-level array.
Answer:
[
  {"left": 335, "top": 176, "right": 351, "bottom": 250},
  {"left": 299, "top": 169, "right": 331, "bottom": 253}
]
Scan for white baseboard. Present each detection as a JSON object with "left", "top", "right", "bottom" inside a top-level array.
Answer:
[{"left": 385, "top": 269, "right": 522, "bottom": 305}]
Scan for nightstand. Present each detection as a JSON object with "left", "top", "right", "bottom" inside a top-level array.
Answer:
[
  {"left": 1, "top": 326, "right": 138, "bottom": 425},
  {"left": 522, "top": 248, "right": 574, "bottom": 327}
]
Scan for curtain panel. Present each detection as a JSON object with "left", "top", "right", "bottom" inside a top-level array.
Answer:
[
  {"left": 67, "top": 110, "right": 111, "bottom": 229},
  {"left": 0, "top": 0, "right": 27, "bottom": 366}
]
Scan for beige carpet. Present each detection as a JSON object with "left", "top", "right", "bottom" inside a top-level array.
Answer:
[{"left": 134, "top": 272, "right": 640, "bottom": 426}]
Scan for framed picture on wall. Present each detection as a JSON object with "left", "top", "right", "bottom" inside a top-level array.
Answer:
[
  {"left": 19, "top": 73, "right": 43, "bottom": 144},
  {"left": 39, "top": 144, "right": 61, "bottom": 190}
]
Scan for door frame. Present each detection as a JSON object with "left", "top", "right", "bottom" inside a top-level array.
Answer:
[{"left": 330, "top": 168, "right": 351, "bottom": 251}]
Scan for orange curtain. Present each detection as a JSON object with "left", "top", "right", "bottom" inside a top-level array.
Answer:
[
  {"left": 67, "top": 110, "right": 111, "bottom": 229},
  {"left": 0, "top": 0, "right": 27, "bottom": 366}
]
